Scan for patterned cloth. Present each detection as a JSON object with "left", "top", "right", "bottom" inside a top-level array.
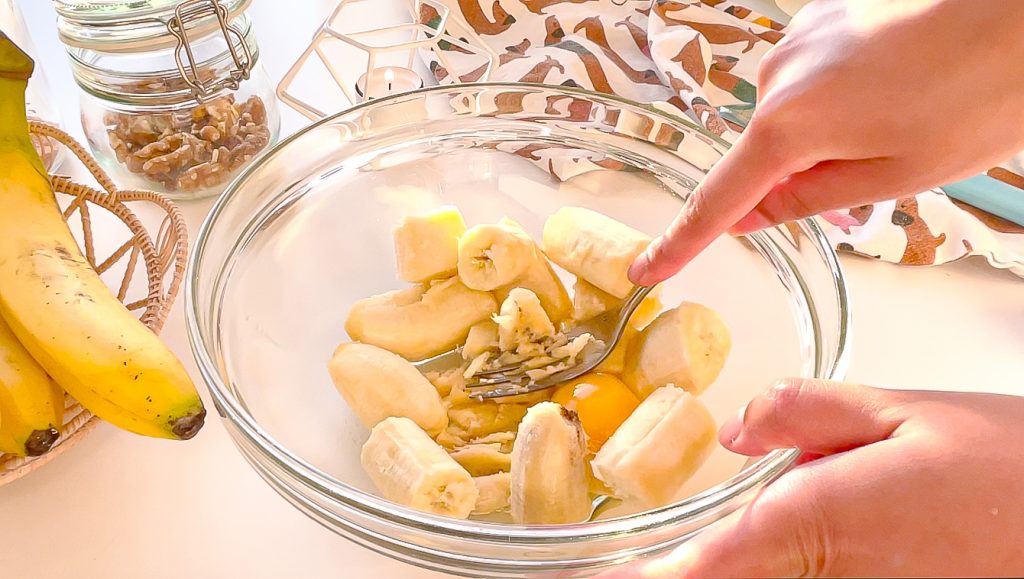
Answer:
[{"left": 421, "top": 0, "right": 1024, "bottom": 276}]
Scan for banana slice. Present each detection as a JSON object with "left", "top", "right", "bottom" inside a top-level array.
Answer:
[
  {"left": 493, "top": 218, "right": 572, "bottom": 323},
  {"left": 445, "top": 401, "right": 529, "bottom": 444},
  {"left": 572, "top": 278, "right": 622, "bottom": 322},
  {"left": 473, "top": 472, "right": 512, "bottom": 515},
  {"left": 393, "top": 206, "right": 467, "bottom": 283},
  {"left": 361, "top": 417, "right": 479, "bottom": 518},
  {"left": 623, "top": 302, "right": 731, "bottom": 399},
  {"left": 328, "top": 343, "right": 448, "bottom": 436},
  {"left": 457, "top": 222, "right": 536, "bottom": 291},
  {"left": 510, "top": 402, "right": 591, "bottom": 524},
  {"left": 542, "top": 207, "right": 651, "bottom": 299},
  {"left": 345, "top": 277, "right": 497, "bottom": 361},
  {"left": 449, "top": 442, "right": 512, "bottom": 476},
  {"left": 463, "top": 320, "right": 499, "bottom": 360},
  {"left": 494, "top": 288, "right": 556, "bottom": 352},
  {"left": 591, "top": 386, "right": 716, "bottom": 508}
]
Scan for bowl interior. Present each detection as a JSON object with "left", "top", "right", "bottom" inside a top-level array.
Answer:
[{"left": 193, "top": 84, "right": 843, "bottom": 528}]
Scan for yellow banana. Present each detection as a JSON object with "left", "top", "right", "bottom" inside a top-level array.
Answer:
[
  {"left": 0, "top": 35, "right": 204, "bottom": 440},
  {"left": 0, "top": 315, "right": 62, "bottom": 456}
]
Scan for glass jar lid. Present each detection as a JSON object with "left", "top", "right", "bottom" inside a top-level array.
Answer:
[{"left": 54, "top": 0, "right": 250, "bottom": 53}]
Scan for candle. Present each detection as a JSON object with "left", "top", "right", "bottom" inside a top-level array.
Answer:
[{"left": 354, "top": 67, "right": 423, "bottom": 101}]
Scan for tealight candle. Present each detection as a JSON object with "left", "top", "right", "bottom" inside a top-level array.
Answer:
[{"left": 354, "top": 67, "right": 423, "bottom": 101}]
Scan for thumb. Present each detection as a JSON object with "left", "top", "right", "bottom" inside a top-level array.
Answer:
[{"left": 719, "top": 378, "right": 907, "bottom": 457}]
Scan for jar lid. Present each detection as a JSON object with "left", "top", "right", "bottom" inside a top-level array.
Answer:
[{"left": 54, "top": 0, "right": 251, "bottom": 53}]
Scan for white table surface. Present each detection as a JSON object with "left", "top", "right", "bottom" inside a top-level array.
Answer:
[{"left": 2, "top": 1, "right": 1022, "bottom": 578}]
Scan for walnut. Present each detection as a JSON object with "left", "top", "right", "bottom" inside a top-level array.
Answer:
[{"left": 104, "top": 94, "right": 271, "bottom": 192}]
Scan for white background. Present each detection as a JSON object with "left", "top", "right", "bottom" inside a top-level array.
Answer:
[{"left": 1, "top": 1, "right": 1022, "bottom": 577}]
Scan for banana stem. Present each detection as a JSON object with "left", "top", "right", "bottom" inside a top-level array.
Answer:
[{"left": 0, "top": 32, "right": 46, "bottom": 175}]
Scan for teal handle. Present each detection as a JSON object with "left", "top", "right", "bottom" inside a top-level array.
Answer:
[{"left": 941, "top": 175, "right": 1024, "bottom": 227}]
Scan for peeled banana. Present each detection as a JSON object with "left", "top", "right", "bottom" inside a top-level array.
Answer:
[
  {"left": 0, "top": 37, "right": 205, "bottom": 440},
  {"left": 542, "top": 206, "right": 651, "bottom": 299},
  {"left": 591, "top": 386, "right": 716, "bottom": 508},
  {"left": 623, "top": 303, "right": 731, "bottom": 399},
  {"left": 393, "top": 205, "right": 466, "bottom": 283},
  {"left": 0, "top": 315, "right": 62, "bottom": 456},
  {"left": 462, "top": 320, "right": 499, "bottom": 360},
  {"left": 449, "top": 442, "right": 512, "bottom": 476},
  {"left": 328, "top": 343, "right": 447, "bottom": 436},
  {"left": 494, "top": 288, "right": 555, "bottom": 352},
  {"left": 457, "top": 222, "right": 536, "bottom": 291},
  {"left": 345, "top": 276, "right": 497, "bottom": 361},
  {"left": 572, "top": 278, "right": 622, "bottom": 322},
  {"left": 510, "top": 402, "right": 591, "bottom": 524},
  {"left": 492, "top": 218, "right": 572, "bottom": 323},
  {"left": 361, "top": 417, "right": 479, "bottom": 518},
  {"left": 473, "top": 471, "right": 512, "bottom": 515}
]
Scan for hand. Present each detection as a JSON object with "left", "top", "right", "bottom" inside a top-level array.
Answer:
[
  {"left": 597, "top": 379, "right": 1024, "bottom": 578},
  {"left": 630, "top": 0, "right": 1024, "bottom": 285}
]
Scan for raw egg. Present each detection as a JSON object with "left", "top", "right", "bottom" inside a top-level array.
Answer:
[{"left": 552, "top": 373, "right": 640, "bottom": 452}]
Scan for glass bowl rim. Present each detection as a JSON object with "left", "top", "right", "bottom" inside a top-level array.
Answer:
[{"left": 185, "top": 82, "right": 851, "bottom": 542}]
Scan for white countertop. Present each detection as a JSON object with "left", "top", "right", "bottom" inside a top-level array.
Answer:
[{"left": 2, "top": 1, "right": 1022, "bottom": 577}]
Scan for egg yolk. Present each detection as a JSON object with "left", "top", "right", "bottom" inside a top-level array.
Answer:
[{"left": 552, "top": 373, "right": 640, "bottom": 452}]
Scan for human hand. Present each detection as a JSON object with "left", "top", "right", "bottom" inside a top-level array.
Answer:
[
  {"left": 596, "top": 379, "right": 1024, "bottom": 578},
  {"left": 630, "top": 0, "right": 1024, "bottom": 285}
]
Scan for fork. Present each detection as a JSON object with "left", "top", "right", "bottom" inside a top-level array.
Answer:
[{"left": 412, "top": 285, "right": 655, "bottom": 400}]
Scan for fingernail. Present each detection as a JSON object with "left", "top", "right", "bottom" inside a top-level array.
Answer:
[
  {"left": 718, "top": 404, "right": 746, "bottom": 448},
  {"left": 627, "top": 248, "right": 652, "bottom": 285}
]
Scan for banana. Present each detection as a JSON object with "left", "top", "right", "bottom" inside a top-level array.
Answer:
[
  {"left": 572, "top": 278, "right": 622, "bottom": 322},
  {"left": 0, "top": 37, "right": 204, "bottom": 440},
  {"left": 361, "top": 416, "right": 479, "bottom": 518},
  {"left": 443, "top": 400, "right": 528, "bottom": 447},
  {"left": 457, "top": 222, "right": 536, "bottom": 291},
  {"left": 462, "top": 320, "right": 499, "bottom": 360},
  {"left": 328, "top": 343, "right": 448, "bottom": 436},
  {"left": 473, "top": 472, "right": 512, "bottom": 515},
  {"left": 494, "top": 288, "right": 556, "bottom": 352},
  {"left": 449, "top": 442, "right": 512, "bottom": 476},
  {"left": 345, "top": 276, "right": 497, "bottom": 361},
  {"left": 0, "top": 315, "right": 62, "bottom": 456},
  {"left": 393, "top": 205, "right": 466, "bottom": 283},
  {"left": 493, "top": 218, "right": 572, "bottom": 323},
  {"left": 510, "top": 402, "right": 591, "bottom": 524},
  {"left": 542, "top": 207, "right": 651, "bottom": 299},
  {"left": 591, "top": 386, "right": 716, "bottom": 508},
  {"left": 622, "top": 303, "right": 731, "bottom": 399}
]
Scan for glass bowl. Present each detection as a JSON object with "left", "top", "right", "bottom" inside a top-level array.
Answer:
[{"left": 186, "top": 83, "right": 850, "bottom": 577}]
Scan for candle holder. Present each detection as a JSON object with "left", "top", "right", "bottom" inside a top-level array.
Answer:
[{"left": 277, "top": 0, "right": 497, "bottom": 120}]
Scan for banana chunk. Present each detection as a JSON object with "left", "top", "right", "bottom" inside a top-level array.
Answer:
[
  {"left": 328, "top": 343, "right": 448, "bottom": 436},
  {"left": 493, "top": 218, "right": 572, "bottom": 323},
  {"left": 494, "top": 288, "right": 556, "bottom": 352},
  {"left": 623, "top": 302, "right": 731, "bottom": 399},
  {"left": 591, "top": 386, "right": 716, "bottom": 508},
  {"left": 393, "top": 206, "right": 467, "bottom": 283},
  {"left": 345, "top": 277, "right": 497, "bottom": 361},
  {"left": 510, "top": 402, "right": 591, "bottom": 524},
  {"left": 463, "top": 320, "right": 499, "bottom": 360},
  {"left": 458, "top": 222, "right": 536, "bottom": 291},
  {"left": 450, "top": 442, "right": 512, "bottom": 476},
  {"left": 361, "top": 417, "right": 479, "bottom": 518},
  {"left": 542, "top": 207, "right": 651, "bottom": 299},
  {"left": 473, "top": 472, "right": 512, "bottom": 515},
  {"left": 572, "top": 278, "right": 622, "bottom": 322}
]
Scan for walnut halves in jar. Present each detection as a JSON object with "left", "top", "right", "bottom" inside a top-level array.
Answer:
[{"left": 104, "top": 95, "right": 272, "bottom": 193}]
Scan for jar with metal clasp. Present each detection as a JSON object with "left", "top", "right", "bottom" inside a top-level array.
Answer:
[{"left": 53, "top": 0, "right": 280, "bottom": 200}]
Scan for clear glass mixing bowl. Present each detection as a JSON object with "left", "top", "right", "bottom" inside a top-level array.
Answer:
[{"left": 186, "top": 83, "right": 850, "bottom": 577}]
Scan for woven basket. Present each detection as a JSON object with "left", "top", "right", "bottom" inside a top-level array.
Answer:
[{"left": 0, "top": 121, "right": 188, "bottom": 486}]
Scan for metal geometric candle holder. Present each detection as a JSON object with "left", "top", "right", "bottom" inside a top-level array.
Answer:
[{"left": 277, "top": 0, "right": 498, "bottom": 120}]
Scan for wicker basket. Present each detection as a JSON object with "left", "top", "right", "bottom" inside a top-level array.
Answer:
[{"left": 0, "top": 121, "right": 188, "bottom": 485}]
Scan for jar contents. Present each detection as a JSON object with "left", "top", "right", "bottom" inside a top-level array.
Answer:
[{"left": 105, "top": 94, "right": 270, "bottom": 193}]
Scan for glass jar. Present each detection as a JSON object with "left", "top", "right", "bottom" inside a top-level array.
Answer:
[{"left": 53, "top": 0, "right": 281, "bottom": 200}]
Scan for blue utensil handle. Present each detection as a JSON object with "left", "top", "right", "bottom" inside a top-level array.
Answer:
[{"left": 941, "top": 175, "right": 1024, "bottom": 227}]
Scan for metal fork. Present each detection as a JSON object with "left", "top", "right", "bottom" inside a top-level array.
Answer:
[{"left": 413, "top": 285, "right": 655, "bottom": 400}]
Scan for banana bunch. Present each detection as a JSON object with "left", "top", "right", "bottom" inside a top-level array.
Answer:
[
  {"left": 0, "top": 34, "right": 204, "bottom": 442},
  {"left": 592, "top": 386, "right": 717, "bottom": 508},
  {"left": 623, "top": 303, "right": 731, "bottom": 399},
  {"left": 510, "top": 402, "right": 591, "bottom": 524},
  {"left": 345, "top": 277, "right": 497, "bottom": 361},
  {"left": 543, "top": 207, "right": 651, "bottom": 299}
]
